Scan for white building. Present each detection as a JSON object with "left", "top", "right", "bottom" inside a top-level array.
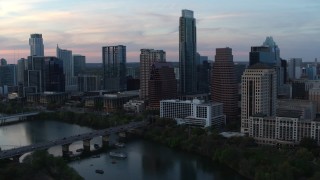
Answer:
[
  {"left": 249, "top": 114, "right": 320, "bottom": 146},
  {"left": 160, "top": 99, "right": 225, "bottom": 128},
  {"left": 241, "top": 63, "right": 277, "bottom": 133},
  {"left": 123, "top": 100, "right": 145, "bottom": 113},
  {"left": 29, "top": 34, "right": 44, "bottom": 56}
]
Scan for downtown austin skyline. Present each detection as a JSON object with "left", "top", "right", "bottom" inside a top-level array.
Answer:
[{"left": 1, "top": 0, "right": 320, "bottom": 63}]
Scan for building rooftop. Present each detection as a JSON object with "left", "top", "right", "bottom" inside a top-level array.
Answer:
[
  {"left": 276, "top": 109, "right": 301, "bottom": 118},
  {"left": 220, "top": 132, "right": 245, "bottom": 138},
  {"left": 248, "top": 63, "right": 273, "bottom": 69}
]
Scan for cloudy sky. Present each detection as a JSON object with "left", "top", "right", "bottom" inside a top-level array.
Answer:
[{"left": 1, "top": 0, "right": 320, "bottom": 63}]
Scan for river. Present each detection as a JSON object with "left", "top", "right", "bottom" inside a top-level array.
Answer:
[{"left": 0, "top": 120, "right": 244, "bottom": 180}]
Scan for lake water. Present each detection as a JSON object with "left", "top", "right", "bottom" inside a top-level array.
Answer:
[{"left": 0, "top": 120, "right": 244, "bottom": 180}]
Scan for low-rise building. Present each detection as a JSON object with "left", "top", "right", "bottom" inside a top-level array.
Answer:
[
  {"left": 249, "top": 99, "right": 320, "bottom": 146},
  {"left": 123, "top": 100, "right": 145, "bottom": 113},
  {"left": 160, "top": 99, "right": 225, "bottom": 128},
  {"left": 27, "top": 92, "right": 68, "bottom": 104}
]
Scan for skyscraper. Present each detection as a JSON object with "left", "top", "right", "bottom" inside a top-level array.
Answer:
[
  {"left": 17, "top": 58, "right": 27, "bottom": 84},
  {"left": 0, "top": 58, "right": 7, "bottom": 66},
  {"left": 288, "top": 58, "right": 302, "bottom": 80},
  {"left": 57, "top": 45, "right": 75, "bottom": 91},
  {"left": 29, "top": 34, "right": 44, "bottom": 56},
  {"left": 179, "top": 9, "right": 197, "bottom": 96},
  {"left": 241, "top": 63, "right": 277, "bottom": 133},
  {"left": 25, "top": 56, "right": 65, "bottom": 93},
  {"left": 148, "top": 62, "right": 177, "bottom": 109},
  {"left": 250, "top": 37, "right": 283, "bottom": 94},
  {"left": 211, "top": 47, "right": 238, "bottom": 122},
  {"left": 102, "top": 45, "right": 126, "bottom": 92},
  {"left": 140, "top": 49, "right": 166, "bottom": 100},
  {"left": 0, "top": 64, "right": 17, "bottom": 86},
  {"left": 73, "top": 54, "right": 86, "bottom": 76}
]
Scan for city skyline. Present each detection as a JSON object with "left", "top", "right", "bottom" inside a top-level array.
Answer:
[{"left": 1, "top": 0, "right": 320, "bottom": 63}]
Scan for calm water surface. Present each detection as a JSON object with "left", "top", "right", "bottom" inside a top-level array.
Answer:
[{"left": 0, "top": 120, "right": 244, "bottom": 180}]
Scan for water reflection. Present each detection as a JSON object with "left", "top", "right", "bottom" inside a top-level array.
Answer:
[{"left": 0, "top": 120, "right": 244, "bottom": 180}]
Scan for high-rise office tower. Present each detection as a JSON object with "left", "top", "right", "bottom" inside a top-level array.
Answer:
[
  {"left": 241, "top": 63, "right": 277, "bottom": 133},
  {"left": 102, "top": 45, "right": 126, "bottom": 92},
  {"left": 250, "top": 37, "right": 283, "bottom": 94},
  {"left": 73, "top": 54, "right": 86, "bottom": 76},
  {"left": 288, "top": 58, "right": 302, "bottom": 80},
  {"left": 179, "top": 9, "right": 197, "bottom": 96},
  {"left": 211, "top": 47, "right": 238, "bottom": 122},
  {"left": 44, "top": 57, "right": 65, "bottom": 92},
  {"left": 0, "top": 58, "right": 7, "bottom": 66},
  {"left": 57, "top": 45, "right": 75, "bottom": 91},
  {"left": 0, "top": 64, "right": 17, "bottom": 86},
  {"left": 29, "top": 34, "right": 44, "bottom": 56},
  {"left": 140, "top": 49, "right": 166, "bottom": 100},
  {"left": 17, "top": 58, "right": 27, "bottom": 84},
  {"left": 25, "top": 56, "right": 65, "bottom": 93},
  {"left": 197, "top": 55, "right": 211, "bottom": 94},
  {"left": 78, "top": 74, "right": 100, "bottom": 92},
  {"left": 148, "top": 62, "right": 177, "bottom": 109}
]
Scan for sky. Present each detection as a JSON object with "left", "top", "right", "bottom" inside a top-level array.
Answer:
[{"left": 0, "top": 0, "right": 320, "bottom": 63}]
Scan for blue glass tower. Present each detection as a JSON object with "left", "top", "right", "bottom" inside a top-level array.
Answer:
[{"left": 179, "top": 9, "right": 197, "bottom": 96}]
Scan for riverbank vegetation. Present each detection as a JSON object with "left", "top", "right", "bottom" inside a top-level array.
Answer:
[
  {"left": 144, "top": 118, "right": 320, "bottom": 179},
  {"left": 35, "top": 111, "right": 142, "bottom": 129},
  {"left": 0, "top": 151, "right": 83, "bottom": 180}
]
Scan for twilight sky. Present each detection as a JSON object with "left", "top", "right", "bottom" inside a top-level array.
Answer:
[{"left": 0, "top": 0, "right": 320, "bottom": 63}]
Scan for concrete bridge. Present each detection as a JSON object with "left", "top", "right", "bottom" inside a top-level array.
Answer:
[
  {"left": 0, "top": 112, "right": 40, "bottom": 125},
  {"left": 0, "top": 121, "right": 148, "bottom": 161}
]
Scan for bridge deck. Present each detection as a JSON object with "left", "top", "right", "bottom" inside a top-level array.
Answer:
[{"left": 0, "top": 121, "right": 148, "bottom": 159}]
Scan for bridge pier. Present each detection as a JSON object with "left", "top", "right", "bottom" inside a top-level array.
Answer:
[
  {"left": 102, "top": 135, "right": 109, "bottom": 147},
  {"left": 62, "top": 143, "right": 71, "bottom": 157},
  {"left": 83, "top": 139, "right": 92, "bottom": 152}
]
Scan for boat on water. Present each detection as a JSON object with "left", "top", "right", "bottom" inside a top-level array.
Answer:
[
  {"left": 94, "top": 144, "right": 100, "bottom": 149},
  {"left": 91, "top": 155, "right": 100, "bottom": 158},
  {"left": 76, "top": 148, "right": 84, "bottom": 152},
  {"left": 115, "top": 142, "right": 125, "bottom": 148},
  {"left": 109, "top": 151, "right": 127, "bottom": 158},
  {"left": 95, "top": 169, "right": 104, "bottom": 174}
]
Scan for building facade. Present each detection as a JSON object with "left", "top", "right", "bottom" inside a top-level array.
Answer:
[
  {"left": 0, "top": 64, "right": 17, "bottom": 87},
  {"left": 309, "top": 88, "right": 320, "bottom": 113},
  {"left": 17, "top": 58, "right": 27, "bottom": 84},
  {"left": 29, "top": 34, "right": 44, "bottom": 56},
  {"left": 288, "top": 58, "right": 302, "bottom": 80},
  {"left": 160, "top": 99, "right": 225, "bottom": 128},
  {"left": 102, "top": 45, "right": 126, "bottom": 92},
  {"left": 25, "top": 56, "right": 65, "bottom": 93},
  {"left": 241, "top": 63, "right": 277, "bottom": 133},
  {"left": 148, "top": 62, "right": 177, "bottom": 109},
  {"left": 211, "top": 47, "right": 238, "bottom": 122},
  {"left": 73, "top": 54, "right": 86, "bottom": 76},
  {"left": 179, "top": 9, "right": 197, "bottom": 96},
  {"left": 249, "top": 115, "right": 320, "bottom": 146},
  {"left": 139, "top": 49, "right": 166, "bottom": 100},
  {"left": 78, "top": 74, "right": 100, "bottom": 92},
  {"left": 57, "top": 45, "right": 76, "bottom": 91}
]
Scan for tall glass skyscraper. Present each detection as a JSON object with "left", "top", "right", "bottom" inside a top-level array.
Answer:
[
  {"left": 102, "top": 45, "right": 127, "bottom": 92},
  {"left": 57, "top": 45, "right": 76, "bottom": 91},
  {"left": 179, "top": 9, "right": 197, "bottom": 96},
  {"left": 29, "top": 34, "right": 44, "bottom": 56}
]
